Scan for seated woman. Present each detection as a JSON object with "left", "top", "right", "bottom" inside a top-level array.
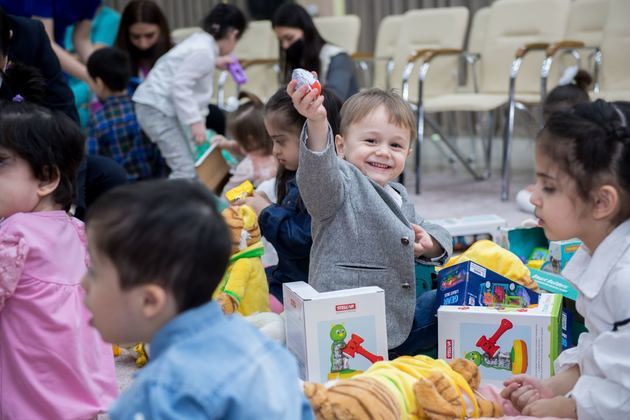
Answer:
[{"left": 272, "top": 3, "right": 359, "bottom": 102}]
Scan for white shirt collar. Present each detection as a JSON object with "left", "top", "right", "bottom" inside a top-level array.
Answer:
[{"left": 562, "top": 220, "right": 630, "bottom": 299}]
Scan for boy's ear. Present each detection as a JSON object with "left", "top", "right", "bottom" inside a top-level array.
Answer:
[
  {"left": 140, "top": 284, "right": 169, "bottom": 319},
  {"left": 334, "top": 134, "right": 345, "bottom": 158},
  {"left": 591, "top": 184, "right": 619, "bottom": 221},
  {"left": 37, "top": 166, "right": 60, "bottom": 198}
]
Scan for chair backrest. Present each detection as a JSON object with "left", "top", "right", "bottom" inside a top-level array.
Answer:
[
  {"left": 314, "top": 15, "right": 361, "bottom": 55},
  {"left": 391, "top": 7, "right": 469, "bottom": 101},
  {"left": 565, "top": 0, "right": 609, "bottom": 47},
  {"left": 171, "top": 26, "right": 203, "bottom": 44},
  {"left": 468, "top": 7, "right": 491, "bottom": 55},
  {"left": 480, "top": 0, "right": 570, "bottom": 95},
  {"left": 600, "top": 0, "right": 630, "bottom": 93},
  {"left": 373, "top": 14, "right": 404, "bottom": 89}
]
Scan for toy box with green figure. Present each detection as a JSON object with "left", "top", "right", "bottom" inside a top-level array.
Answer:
[{"left": 283, "top": 282, "right": 388, "bottom": 383}]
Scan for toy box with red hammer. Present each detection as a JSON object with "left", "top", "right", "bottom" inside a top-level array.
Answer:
[
  {"left": 283, "top": 281, "right": 388, "bottom": 383},
  {"left": 437, "top": 293, "right": 562, "bottom": 386}
]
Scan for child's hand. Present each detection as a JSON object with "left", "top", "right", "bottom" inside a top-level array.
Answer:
[
  {"left": 522, "top": 396, "right": 577, "bottom": 418},
  {"left": 411, "top": 224, "right": 442, "bottom": 259},
  {"left": 287, "top": 78, "right": 327, "bottom": 123},
  {"left": 212, "top": 135, "right": 243, "bottom": 155},
  {"left": 191, "top": 121, "right": 207, "bottom": 145},
  {"left": 502, "top": 375, "right": 554, "bottom": 412},
  {"left": 237, "top": 191, "right": 271, "bottom": 216},
  {"left": 215, "top": 55, "right": 234, "bottom": 70}
]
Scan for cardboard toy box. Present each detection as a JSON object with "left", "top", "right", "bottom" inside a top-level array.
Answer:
[
  {"left": 431, "top": 214, "right": 507, "bottom": 252},
  {"left": 283, "top": 282, "right": 388, "bottom": 383},
  {"left": 437, "top": 261, "right": 540, "bottom": 308},
  {"left": 438, "top": 293, "right": 562, "bottom": 386}
]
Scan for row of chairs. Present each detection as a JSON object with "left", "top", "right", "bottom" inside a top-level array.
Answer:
[
  {"left": 171, "top": 0, "right": 630, "bottom": 200},
  {"left": 361, "top": 0, "right": 629, "bottom": 199}
]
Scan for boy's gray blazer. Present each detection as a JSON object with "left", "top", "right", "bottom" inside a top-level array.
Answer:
[{"left": 297, "top": 127, "right": 452, "bottom": 348}]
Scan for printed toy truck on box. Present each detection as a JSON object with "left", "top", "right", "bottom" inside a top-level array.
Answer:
[
  {"left": 283, "top": 282, "right": 388, "bottom": 383},
  {"left": 438, "top": 293, "right": 562, "bottom": 386},
  {"left": 437, "top": 261, "right": 539, "bottom": 308}
]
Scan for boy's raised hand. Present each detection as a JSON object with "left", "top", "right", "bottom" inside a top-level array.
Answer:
[{"left": 287, "top": 78, "right": 327, "bottom": 123}]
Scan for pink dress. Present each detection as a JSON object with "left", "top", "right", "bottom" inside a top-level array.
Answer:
[
  {"left": 221, "top": 153, "right": 278, "bottom": 197},
  {"left": 0, "top": 211, "right": 117, "bottom": 420}
]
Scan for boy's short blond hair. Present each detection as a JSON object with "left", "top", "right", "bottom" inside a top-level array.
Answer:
[{"left": 340, "top": 89, "right": 417, "bottom": 142}]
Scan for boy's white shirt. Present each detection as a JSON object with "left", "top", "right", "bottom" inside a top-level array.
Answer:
[
  {"left": 132, "top": 32, "right": 218, "bottom": 126},
  {"left": 555, "top": 219, "right": 630, "bottom": 419},
  {"left": 384, "top": 184, "right": 403, "bottom": 208}
]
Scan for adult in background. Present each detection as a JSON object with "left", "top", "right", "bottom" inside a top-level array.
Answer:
[
  {"left": 115, "top": 0, "right": 172, "bottom": 85},
  {"left": 0, "top": 0, "right": 101, "bottom": 85},
  {"left": 272, "top": 3, "right": 358, "bottom": 101}
]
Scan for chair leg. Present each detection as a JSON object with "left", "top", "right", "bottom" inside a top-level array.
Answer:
[
  {"left": 501, "top": 102, "right": 516, "bottom": 202},
  {"left": 484, "top": 110, "right": 494, "bottom": 179}
]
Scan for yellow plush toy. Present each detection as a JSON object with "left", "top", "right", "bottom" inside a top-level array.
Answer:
[
  {"left": 441, "top": 240, "right": 539, "bottom": 292},
  {"left": 304, "top": 356, "right": 502, "bottom": 420},
  {"left": 213, "top": 205, "right": 270, "bottom": 315}
]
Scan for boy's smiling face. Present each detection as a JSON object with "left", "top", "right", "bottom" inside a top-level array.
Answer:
[{"left": 335, "top": 105, "right": 412, "bottom": 187}]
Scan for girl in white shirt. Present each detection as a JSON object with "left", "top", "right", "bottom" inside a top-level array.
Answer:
[
  {"left": 133, "top": 4, "right": 246, "bottom": 178},
  {"left": 501, "top": 100, "right": 630, "bottom": 419}
]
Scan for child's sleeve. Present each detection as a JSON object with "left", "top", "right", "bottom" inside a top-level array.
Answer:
[
  {"left": 0, "top": 230, "right": 28, "bottom": 311},
  {"left": 259, "top": 205, "right": 311, "bottom": 259},
  {"left": 415, "top": 215, "right": 453, "bottom": 266},
  {"left": 296, "top": 123, "right": 345, "bottom": 221},
  {"left": 86, "top": 114, "right": 100, "bottom": 155},
  {"left": 562, "top": 273, "right": 630, "bottom": 418},
  {"left": 172, "top": 52, "right": 215, "bottom": 126}
]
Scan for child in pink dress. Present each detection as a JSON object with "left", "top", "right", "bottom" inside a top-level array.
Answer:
[
  {"left": 0, "top": 101, "right": 118, "bottom": 419},
  {"left": 216, "top": 92, "right": 278, "bottom": 197}
]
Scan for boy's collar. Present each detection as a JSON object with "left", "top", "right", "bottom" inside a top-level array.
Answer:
[
  {"left": 149, "top": 301, "right": 222, "bottom": 360},
  {"left": 563, "top": 220, "right": 630, "bottom": 299}
]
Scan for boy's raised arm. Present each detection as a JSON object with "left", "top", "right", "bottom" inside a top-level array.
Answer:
[{"left": 287, "top": 80, "right": 328, "bottom": 151}]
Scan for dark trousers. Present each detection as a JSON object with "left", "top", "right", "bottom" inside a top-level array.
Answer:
[{"left": 388, "top": 289, "right": 438, "bottom": 359}]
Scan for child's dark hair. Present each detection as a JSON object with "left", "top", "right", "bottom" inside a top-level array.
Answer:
[
  {"left": 271, "top": 3, "right": 327, "bottom": 83},
  {"left": 202, "top": 3, "right": 247, "bottom": 41},
  {"left": 86, "top": 179, "right": 231, "bottom": 313},
  {"left": 265, "top": 86, "right": 341, "bottom": 203},
  {"left": 543, "top": 69, "right": 592, "bottom": 120},
  {"left": 0, "top": 102, "right": 84, "bottom": 210},
  {"left": 227, "top": 91, "right": 272, "bottom": 154},
  {"left": 538, "top": 99, "right": 630, "bottom": 222},
  {"left": 87, "top": 48, "right": 132, "bottom": 92}
]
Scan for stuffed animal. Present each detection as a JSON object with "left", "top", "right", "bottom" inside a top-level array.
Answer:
[
  {"left": 304, "top": 356, "right": 502, "bottom": 420},
  {"left": 442, "top": 240, "right": 539, "bottom": 291},
  {"left": 213, "top": 205, "right": 270, "bottom": 315}
]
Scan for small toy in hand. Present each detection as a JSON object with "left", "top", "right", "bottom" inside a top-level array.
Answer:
[
  {"left": 228, "top": 57, "right": 248, "bottom": 85},
  {"left": 225, "top": 180, "right": 254, "bottom": 202},
  {"left": 291, "top": 68, "right": 321, "bottom": 96}
]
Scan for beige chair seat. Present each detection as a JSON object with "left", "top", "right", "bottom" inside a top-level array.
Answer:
[
  {"left": 591, "top": 91, "right": 630, "bottom": 101},
  {"left": 424, "top": 93, "right": 540, "bottom": 114}
]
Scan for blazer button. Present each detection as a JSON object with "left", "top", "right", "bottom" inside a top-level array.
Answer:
[
  {"left": 402, "top": 282, "right": 411, "bottom": 289},
  {"left": 401, "top": 236, "right": 410, "bottom": 245}
]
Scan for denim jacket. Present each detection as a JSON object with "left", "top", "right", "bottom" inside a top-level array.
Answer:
[
  {"left": 109, "top": 302, "right": 313, "bottom": 419},
  {"left": 259, "top": 176, "right": 312, "bottom": 301}
]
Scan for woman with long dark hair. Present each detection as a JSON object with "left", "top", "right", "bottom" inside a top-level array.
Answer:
[
  {"left": 272, "top": 3, "right": 358, "bottom": 101},
  {"left": 115, "top": 0, "right": 172, "bottom": 81}
]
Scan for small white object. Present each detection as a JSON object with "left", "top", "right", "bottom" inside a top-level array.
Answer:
[
  {"left": 516, "top": 188, "right": 536, "bottom": 214},
  {"left": 558, "top": 65, "right": 579, "bottom": 86},
  {"left": 291, "top": 68, "right": 320, "bottom": 92}
]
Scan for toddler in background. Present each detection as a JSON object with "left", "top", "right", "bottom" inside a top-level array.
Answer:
[
  {"left": 237, "top": 86, "right": 341, "bottom": 303},
  {"left": 86, "top": 47, "right": 166, "bottom": 182},
  {"left": 289, "top": 83, "right": 452, "bottom": 357},
  {"left": 133, "top": 3, "right": 247, "bottom": 178},
  {"left": 516, "top": 69, "right": 592, "bottom": 213},
  {"left": 82, "top": 179, "right": 313, "bottom": 419},
  {"left": 0, "top": 101, "right": 117, "bottom": 419},
  {"left": 217, "top": 91, "right": 277, "bottom": 197},
  {"left": 501, "top": 100, "right": 630, "bottom": 418}
]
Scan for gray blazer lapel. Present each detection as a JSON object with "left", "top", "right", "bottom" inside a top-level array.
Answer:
[{"left": 368, "top": 179, "right": 411, "bottom": 227}]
